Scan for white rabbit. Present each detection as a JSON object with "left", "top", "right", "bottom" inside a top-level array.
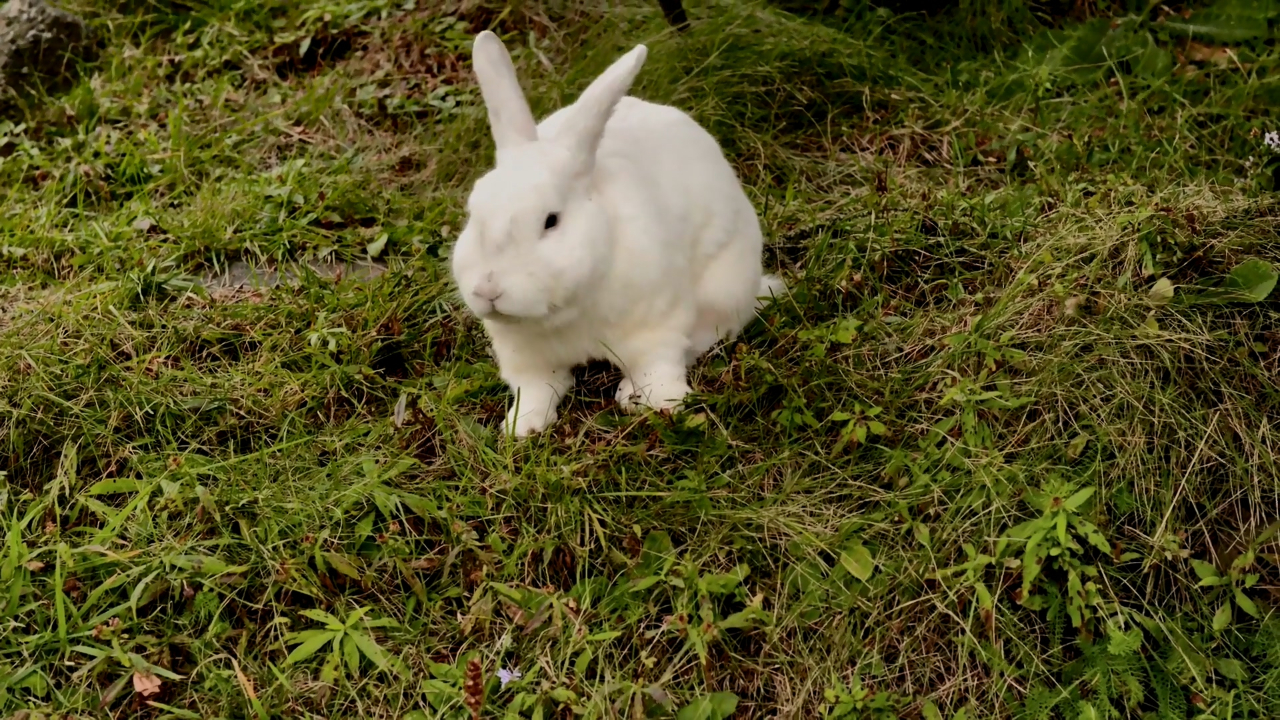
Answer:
[{"left": 451, "top": 31, "right": 785, "bottom": 437}]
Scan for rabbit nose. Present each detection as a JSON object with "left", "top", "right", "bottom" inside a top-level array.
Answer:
[{"left": 473, "top": 276, "right": 503, "bottom": 303}]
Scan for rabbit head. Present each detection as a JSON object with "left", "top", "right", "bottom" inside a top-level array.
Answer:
[{"left": 451, "top": 31, "right": 648, "bottom": 326}]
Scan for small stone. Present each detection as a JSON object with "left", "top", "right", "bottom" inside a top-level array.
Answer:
[
  {"left": 0, "top": 0, "right": 95, "bottom": 98},
  {"left": 199, "top": 259, "right": 387, "bottom": 295}
]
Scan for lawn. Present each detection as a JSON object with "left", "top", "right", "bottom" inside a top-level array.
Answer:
[{"left": 2, "top": 0, "right": 1280, "bottom": 717}]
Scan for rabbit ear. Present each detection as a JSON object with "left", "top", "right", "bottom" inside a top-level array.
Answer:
[
  {"left": 549, "top": 45, "right": 648, "bottom": 165},
  {"left": 472, "top": 31, "right": 538, "bottom": 153}
]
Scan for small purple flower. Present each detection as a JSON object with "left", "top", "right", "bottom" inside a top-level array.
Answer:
[
  {"left": 497, "top": 667, "right": 522, "bottom": 688},
  {"left": 1266, "top": 131, "right": 1280, "bottom": 153}
]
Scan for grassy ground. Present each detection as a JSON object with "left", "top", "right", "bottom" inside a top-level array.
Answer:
[{"left": 2, "top": 0, "right": 1280, "bottom": 717}]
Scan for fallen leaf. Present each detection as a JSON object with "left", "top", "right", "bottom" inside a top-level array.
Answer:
[
  {"left": 231, "top": 657, "right": 257, "bottom": 701},
  {"left": 500, "top": 600, "right": 526, "bottom": 625},
  {"left": 132, "top": 671, "right": 162, "bottom": 697},
  {"left": 522, "top": 601, "right": 554, "bottom": 635},
  {"left": 647, "top": 685, "right": 672, "bottom": 707},
  {"left": 24, "top": 560, "right": 45, "bottom": 572},
  {"left": 1185, "top": 42, "right": 1236, "bottom": 66},
  {"left": 1149, "top": 277, "right": 1175, "bottom": 304},
  {"left": 393, "top": 393, "right": 408, "bottom": 427}
]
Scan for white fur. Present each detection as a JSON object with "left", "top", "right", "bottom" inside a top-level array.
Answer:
[{"left": 452, "top": 31, "right": 785, "bottom": 437}]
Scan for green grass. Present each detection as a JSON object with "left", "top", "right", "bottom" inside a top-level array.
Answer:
[{"left": 2, "top": 0, "right": 1280, "bottom": 717}]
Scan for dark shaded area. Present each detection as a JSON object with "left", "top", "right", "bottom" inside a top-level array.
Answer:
[
  {"left": 272, "top": 29, "right": 356, "bottom": 78},
  {"left": 657, "top": 0, "right": 690, "bottom": 29},
  {"left": 767, "top": 0, "right": 1156, "bottom": 52}
]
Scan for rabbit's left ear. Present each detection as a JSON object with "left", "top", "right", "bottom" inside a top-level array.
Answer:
[{"left": 548, "top": 45, "right": 648, "bottom": 166}]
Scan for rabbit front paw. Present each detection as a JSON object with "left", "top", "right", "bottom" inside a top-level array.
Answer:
[
  {"left": 615, "top": 374, "right": 688, "bottom": 414},
  {"left": 501, "top": 406, "right": 557, "bottom": 437}
]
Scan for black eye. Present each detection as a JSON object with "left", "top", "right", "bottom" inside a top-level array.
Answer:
[{"left": 544, "top": 213, "right": 559, "bottom": 231}]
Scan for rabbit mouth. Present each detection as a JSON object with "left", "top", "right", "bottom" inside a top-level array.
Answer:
[
  {"left": 482, "top": 308, "right": 530, "bottom": 323},
  {"left": 481, "top": 309, "right": 517, "bottom": 322},
  {"left": 483, "top": 303, "right": 563, "bottom": 325}
]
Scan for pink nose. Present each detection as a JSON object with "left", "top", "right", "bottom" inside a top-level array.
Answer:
[{"left": 473, "top": 279, "right": 503, "bottom": 303}]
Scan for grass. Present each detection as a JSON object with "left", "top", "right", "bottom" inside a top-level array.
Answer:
[{"left": 2, "top": 0, "right": 1280, "bottom": 717}]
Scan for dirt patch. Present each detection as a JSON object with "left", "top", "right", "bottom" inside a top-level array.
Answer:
[
  {"left": 270, "top": 1, "right": 556, "bottom": 85},
  {"left": 272, "top": 28, "right": 359, "bottom": 79}
]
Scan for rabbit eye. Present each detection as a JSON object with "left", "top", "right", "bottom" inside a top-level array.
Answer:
[{"left": 543, "top": 213, "right": 559, "bottom": 231}]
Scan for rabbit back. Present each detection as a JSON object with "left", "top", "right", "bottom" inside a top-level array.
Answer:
[{"left": 537, "top": 96, "right": 768, "bottom": 356}]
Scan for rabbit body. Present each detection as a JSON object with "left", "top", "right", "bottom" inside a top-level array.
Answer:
[{"left": 452, "top": 33, "right": 783, "bottom": 436}]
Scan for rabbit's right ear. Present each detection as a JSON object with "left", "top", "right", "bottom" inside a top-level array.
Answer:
[{"left": 472, "top": 31, "right": 538, "bottom": 154}]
